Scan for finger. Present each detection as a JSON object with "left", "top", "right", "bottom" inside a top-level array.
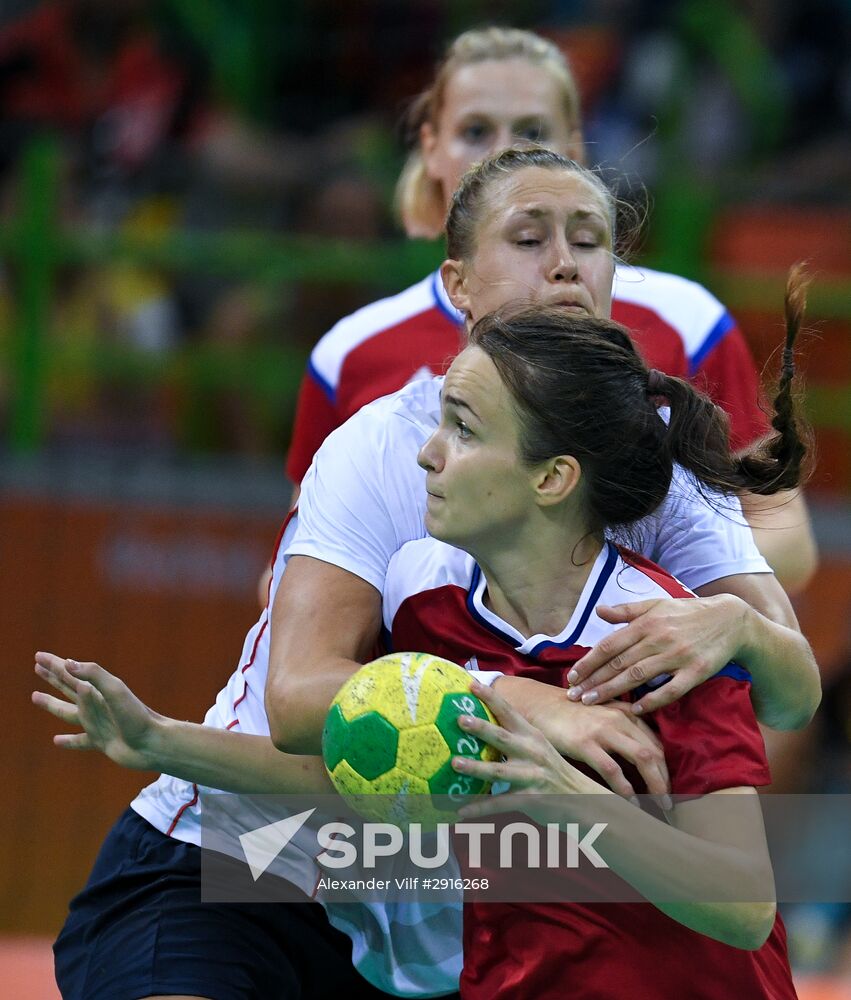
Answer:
[
  {"left": 31, "top": 691, "right": 80, "bottom": 726},
  {"left": 34, "top": 661, "right": 80, "bottom": 702},
  {"left": 65, "top": 659, "right": 121, "bottom": 699},
  {"left": 593, "top": 601, "right": 661, "bottom": 625},
  {"left": 582, "top": 748, "right": 635, "bottom": 799},
  {"left": 603, "top": 724, "right": 669, "bottom": 791},
  {"left": 458, "top": 714, "right": 540, "bottom": 762},
  {"left": 615, "top": 733, "right": 671, "bottom": 799},
  {"left": 452, "top": 755, "right": 539, "bottom": 788},
  {"left": 458, "top": 791, "right": 532, "bottom": 821},
  {"left": 631, "top": 673, "right": 697, "bottom": 717},
  {"left": 470, "top": 679, "right": 538, "bottom": 736},
  {"left": 53, "top": 733, "right": 94, "bottom": 751},
  {"left": 567, "top": 627, "right": 647, "bottom": 688},
  {"left": 575, "top": 654, "right": 673, "bottom": 706}
]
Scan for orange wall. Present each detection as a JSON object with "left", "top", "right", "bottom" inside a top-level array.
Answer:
[{"left": 4, "top": 493, "right": 281, "bottom": 935}]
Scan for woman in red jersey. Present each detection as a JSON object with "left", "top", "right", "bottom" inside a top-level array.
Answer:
[
  {"left": 391, "top": 299, "right": 806, "bottom": 998},
  {"left": 285, "top": 26, "right": 815, "bottom": 592}
]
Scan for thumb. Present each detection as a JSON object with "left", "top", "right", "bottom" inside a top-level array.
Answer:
[{"left": 595, "top": 600, "right": 660, "bottom": 624}]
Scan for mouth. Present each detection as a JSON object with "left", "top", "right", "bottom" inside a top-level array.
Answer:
[
  {"left": 425, "top": 489, "right": 444, "bottom": 501},
  {"left": 551, "top": 300, "right": 588, "bottom": 314}
]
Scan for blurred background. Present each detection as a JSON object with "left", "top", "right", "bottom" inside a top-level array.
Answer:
[{"left": 2, "top": 0, "right": 849, "bottom": 996}]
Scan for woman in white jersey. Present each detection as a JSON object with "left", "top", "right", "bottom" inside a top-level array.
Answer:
[
  {"left": 268, "top": 147, "right": 820, "bottom": 761},
  {"left": 284, "top": 26, "right": 816, "bottom": 592},
  {"left": 35, "top": 149, "right": 818, "bottom": 1000}
]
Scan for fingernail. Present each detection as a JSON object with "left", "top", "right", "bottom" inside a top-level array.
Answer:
[
  {"left": 66, "top": 660, "right": 79, "bottom": 672},
  {"left": 567, "top": 669, "right": 579, "bottom": 685},
  {"left": 452, "top": 757, "right": 468, "bottom": 770},
  {"left": 632, "top": 703, "right": 643, "bottom": 715},
  {"left": 567, "top": 686, "right": 582, "bottom": 701},
  {"left": 662, "top": 795, "right": 673, "bottom": 812},
  {"left": 458, "top": 715, "right": 473, "bottom": 728},
  {"left": 581, "top": 690, "right": 599, "bottom": 705}
]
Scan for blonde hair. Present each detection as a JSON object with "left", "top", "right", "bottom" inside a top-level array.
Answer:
[{"left": 396, "top": 27, "right": 582, "bottom": 240}]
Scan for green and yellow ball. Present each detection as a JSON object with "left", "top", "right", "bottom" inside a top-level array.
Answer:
[{"left": 322, "top": 652, "right": 500, "bottom": 824}]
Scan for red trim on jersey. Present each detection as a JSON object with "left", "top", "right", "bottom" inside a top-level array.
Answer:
[
  {"left": 617, "top": 546, "right": 694, "bottom": 599},
  {"left": 286, "top": 276, "right": 767, "bottom": 484},
  {"left": 225, "top": 506, "right": 297, "bottom": 727},
  {"left": 165, "top": 783, "right": 199, "bottom": 836}
]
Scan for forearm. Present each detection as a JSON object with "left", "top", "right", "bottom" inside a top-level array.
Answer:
[
  {"left": 146, "top": 717, "right": 332, "bottom": 794},
  {"left": 268, "top": 655, "right": 364, "bottom": 754},
  {"left": 734, "top": 599, "right": 820, "bottom": 730},
  {"left": 694, "top": 581, "right": 821, "bottom": 730},
  {"left": 562, "top": 786, "right": 775, "bottom": 949}
]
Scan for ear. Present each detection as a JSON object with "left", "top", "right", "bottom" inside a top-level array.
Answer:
[
  {"left": 533, "top": 455, "right": 582, "bottom": 507},
  {"left": 420, "top": 121, "right": 439, "bottom": 179},
  {"left": 440, "top": 258, "right": 473, "bottom": 317},
  {"left": 566, "top": 127, "right": 585, "bottom": 166}
]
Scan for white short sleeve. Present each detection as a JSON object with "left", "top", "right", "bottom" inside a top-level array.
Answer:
[
  {"left": 283, "top": 379, "right": 440, "bottom": 592},
  {"left": 616, "top": 465, "right": 772, "bottom": 591}
]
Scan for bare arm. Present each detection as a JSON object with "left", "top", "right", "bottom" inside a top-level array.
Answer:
[
  {"left": 741, "top": 489, "right": 818, "bottom": 595},
  {"left": 457, "top": 681, "right": 776, "bottom": 950},
  {"left": 565, "top": 572, "right": 820, "bottom": 730},
  {"left": 33, "top": 652, "right": 331, "bottom": 795},
  {"left": 265, "top": 556, "right": 670, "bottom": 795},
  {"left": 266, "top": 556, "right": 383, "bottom": 754}
]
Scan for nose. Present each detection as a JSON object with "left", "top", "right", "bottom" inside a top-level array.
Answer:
[
  {"left": 548, "top": 239, "right": 579, "bottom": 283},
  {"left": 417, "top": 431, "right": 444, "bottom": 472},
  {"left": 490, "top": 126, "right": 515, "bottom": 157}
]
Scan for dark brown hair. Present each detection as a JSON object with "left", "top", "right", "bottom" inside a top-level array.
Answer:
[{"left": 468, "top": 267, "right": 810, "bottom": 532}]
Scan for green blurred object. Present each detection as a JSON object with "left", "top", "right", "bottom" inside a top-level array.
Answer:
[{"left": 10, "top": 135, "right": 59, "bottom": 452}]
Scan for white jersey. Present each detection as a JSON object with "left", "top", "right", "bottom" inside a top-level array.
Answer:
[
  {"left": 132, "top": 372, "right": 769, "bottom": 997},
  {"left": 285, "top": 374, "right": 770, "bottom": 593}
]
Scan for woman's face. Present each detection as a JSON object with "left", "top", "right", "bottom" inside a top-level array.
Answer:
[
  {"left": 444, "top": 166, "right": 615, "bottom": 323},
  {"left": 421, "top": 59, "right": 582, "bottom": 212},
  {"left": 418, "top": 345, "right": 538, "bottom": 551}
]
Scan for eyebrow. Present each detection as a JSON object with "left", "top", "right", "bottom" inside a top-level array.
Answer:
[
  {"left": 509, "top": 207, "right": 605, "bottom": 224},
  {"left": 443, "top": 392, "right": 482, "bottom": 423}
]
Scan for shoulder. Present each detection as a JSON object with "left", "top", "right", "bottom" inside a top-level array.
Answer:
[
  {"left": 309, "top": 275, "right": 443, "bottom": 392},
  {"left": 384, "top": 538, "right": 474, "bottom": 628},
  {"left": 322, "top": 374, "right": 442, "bottom": 451},
  {"left": 612, "top": 264, "right": 734, "bottom": 362}
]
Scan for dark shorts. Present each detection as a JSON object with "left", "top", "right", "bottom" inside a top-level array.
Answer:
[{"left": 53, "top": 807, "right": 402, "bottom": 1000}]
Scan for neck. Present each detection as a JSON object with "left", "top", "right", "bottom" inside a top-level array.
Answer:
[{"left": 472, "top": 516, "right": 603, "bottom": 639}]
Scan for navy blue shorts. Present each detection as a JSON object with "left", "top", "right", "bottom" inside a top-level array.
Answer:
[{"left": 53, "top": 807, "right": 400, "bottom": 1000}]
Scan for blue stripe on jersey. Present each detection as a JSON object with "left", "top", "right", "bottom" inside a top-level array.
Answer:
[
  {"left": 465, "top": 542, "right": 620, "bottom": 655},
  {"left": 307, "top": 357, "right": 336, "bottom": 404},
  {"left": 689, "top": 310, "right": 736, "bottom": 375},
  {"left": 632, "top": 660, "right": 752, "bottom": 701},
  {"left": 431, "top": 271, "right": 464, "bottom": 325},
  {"left": 714, "top": 661, "right": 752, "bottom": 683},
  {"left": 527, "top": 543, "right": 619, "bottom": 656}
]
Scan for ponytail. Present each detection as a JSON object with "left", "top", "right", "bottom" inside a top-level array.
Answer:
[
  {"left": 469, "top": 265, "right": 811, "bottom": 534},
  {"left": 649, "top": 263, "right": 811, "bottom": 497}
]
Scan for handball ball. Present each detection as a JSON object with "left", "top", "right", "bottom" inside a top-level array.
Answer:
[{"left": 322, "top": 652, "right": 500, "bottom": 824}]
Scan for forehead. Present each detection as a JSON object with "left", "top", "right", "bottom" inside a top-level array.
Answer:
[
  {"left": 441, "top": 59, "right": 568, "bottom": 122},
  {"left": 481, "top": 166, "right": 610, "bottom": 229},
  {"left": 445, "top": 346, "right": 512, "bottom": 415}
]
